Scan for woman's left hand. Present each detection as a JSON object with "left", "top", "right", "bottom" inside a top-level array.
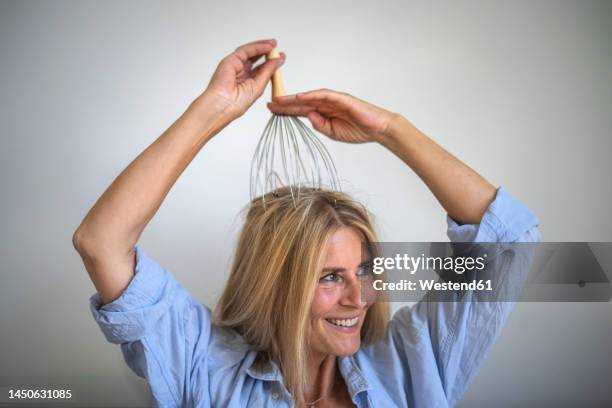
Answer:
[
  {"left": 203, "top": 39, "right": 286, "bottom": 120},
  {"left": 267, "top": 89, "right": 396, "bottom": 144}
]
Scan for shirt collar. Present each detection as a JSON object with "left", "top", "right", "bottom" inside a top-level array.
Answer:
[
  {"left": 245, "top": 356, "right": 284, "bottom": 382},
  {"left": 245, "top": 354, "right": 372, "bottom": 399},
  {"left": 338, "top": 355, "right": 372, "bottom": 399}
]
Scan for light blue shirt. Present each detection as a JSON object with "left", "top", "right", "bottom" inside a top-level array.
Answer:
[{"left": 90, "top": 186, "right": 540, "bottom": 407}]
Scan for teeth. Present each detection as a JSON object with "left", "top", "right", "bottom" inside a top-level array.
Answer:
[{"left": 327, "top": 317, "right": 359, "bottom": 327}]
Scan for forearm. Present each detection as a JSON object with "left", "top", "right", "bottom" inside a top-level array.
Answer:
[
  {"left": 74, "top": 92, "right": 231, "bottom": 255},
  {"left": 380, "top": 114, "right": 496, "bottom": 225}
]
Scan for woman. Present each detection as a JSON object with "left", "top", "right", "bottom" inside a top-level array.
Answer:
[{"left": 74, "top": 39, "right": 540, "bottom": 407}]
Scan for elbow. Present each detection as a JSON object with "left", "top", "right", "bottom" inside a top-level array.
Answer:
[
  {"left": 72, "top": 224, "right": 91, "bottom": 255},
  {"left": 72, "top": 222, "right": 103, "bottom": 257},
  {"left": 72, "top": 222, "right": 135, "bottom": 258}
]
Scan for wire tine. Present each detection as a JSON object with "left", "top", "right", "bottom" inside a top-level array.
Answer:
[
  {"left": 279, "top": 115, "right": 295, "bottom": 204},
  {"left": 283, "top": 117, "right": 300, "bottom": 207},
  {"left": 287, "top": 118, "right": 306, "bottom": 202},
  {"left": 313, "top": 138, "right": 341, "bottom": 191},
  {"left": 251, "top": 115, "right": 276, "bottom": 200},
  {"left": 265, "top": 115, "right": 280, "bottom": 193},
  {"left": 250, "top": 118, "right": 265, "bottom": 197},
  {"left": 257, "top": 115, "right": 277, "bottom": 197},
  {"left": 292, "top": 117, "right": 323, "bottom": 188},
  {"left": 250, "top": 112, "right": 342, "bottom": 207},
  {"left": 277, "top": 115, "right": 297, "bottom": 207},
  {"left": 286, "top": 117, "right": 300, "bottom": 183},
  {"left": 287, "top": 116, "right": 313, "bottom": 185},
  {"left": 296, "top": 118, "right": 341, "bottom": 191},
  {"left": 286, "top": 116, "right": 309, "bottom": 202},
  {"left": 259, "top": 118, "right": 273, "bottom": 193}
]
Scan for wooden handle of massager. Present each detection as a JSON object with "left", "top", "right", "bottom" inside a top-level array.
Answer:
[{"left": 266, "top": 48, "right": 285, "bottom": 98}]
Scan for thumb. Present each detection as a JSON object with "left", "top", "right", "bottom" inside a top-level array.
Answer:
[
  {"left": 253, "top": 54, "right": 285, "bottom": 91},
  {"left": 307, "top": 111, "right": 332, "bottom": 136}
]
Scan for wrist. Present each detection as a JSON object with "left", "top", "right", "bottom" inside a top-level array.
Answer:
[
  {"left": 185, "top": 91, "right": 236, "bottom": 140},
  {"left": 376, "top": 113, "right": 416, "bottom": 147}
]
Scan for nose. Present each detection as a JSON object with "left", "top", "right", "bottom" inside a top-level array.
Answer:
[{"left": 339, "top": 278, "right": 367, "bottom": 308}]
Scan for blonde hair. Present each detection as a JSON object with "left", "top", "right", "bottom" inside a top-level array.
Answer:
[{"left": 214, "top": 187, "right": 389, "bottom": 401}]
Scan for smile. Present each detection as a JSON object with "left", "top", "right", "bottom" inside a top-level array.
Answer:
[{"left": 325, "top": 317, "right": 359, "bottom": 327}]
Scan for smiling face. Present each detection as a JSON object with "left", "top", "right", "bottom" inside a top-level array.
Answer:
[{"left": 309, "top": 226, "right": 374, "bottom": 358}]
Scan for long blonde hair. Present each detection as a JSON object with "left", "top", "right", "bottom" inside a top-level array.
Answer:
[{"left": 214, "top": 187, "right": 389, "bottom": 401}]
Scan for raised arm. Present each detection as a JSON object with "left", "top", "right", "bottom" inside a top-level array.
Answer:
[
  {"left": 380, "top": 115, "right": 496, "bottom": 224},
  {"left": 268, "top": 90, "right": 496, "bottom": 224},
  {"left": 73, "top": 39, "right": 285, "bottom": 305}
]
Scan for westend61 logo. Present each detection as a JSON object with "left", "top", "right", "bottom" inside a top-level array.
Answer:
[{"left": 372, "top": 253, "right": 488, "bottom": 275}]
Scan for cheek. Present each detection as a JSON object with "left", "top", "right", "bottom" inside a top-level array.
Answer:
[{"left": 311, "top": 288, "right": 341, "bottom": 319}]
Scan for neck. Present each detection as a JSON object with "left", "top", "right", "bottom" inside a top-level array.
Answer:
[{"left": 303, "top": 351, "right": 338, "bottom": 404}]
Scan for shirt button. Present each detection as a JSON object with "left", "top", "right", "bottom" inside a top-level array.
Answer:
[{"left": 271, "top": 392, "right": 279, "bottom": 400}]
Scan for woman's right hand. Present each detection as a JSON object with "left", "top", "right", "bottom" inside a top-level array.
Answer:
[
  {"left": 201, "top": 39, "right": 285, "bottom": 121},
  {"left": 267, "top": 89, "right": 398, "bottom": 144}
]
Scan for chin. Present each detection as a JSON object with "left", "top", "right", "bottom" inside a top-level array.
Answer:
[
  {"left": 334, "top": 345, "right": 360, "bottom": 357},
  {"left": 313, "top": 319, "right": 365, "bottom": 356},
  {"left": 330, "top": 337, "right": 362, "bottom": 356}
]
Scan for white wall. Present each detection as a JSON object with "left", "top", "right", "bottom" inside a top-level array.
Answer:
[{"left": 1, "top": 0, "right": 611, "bottom": 406}]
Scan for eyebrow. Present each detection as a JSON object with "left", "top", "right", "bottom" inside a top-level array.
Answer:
[{"left": 321, "top": 258, "right": 374, "bottom": 273}]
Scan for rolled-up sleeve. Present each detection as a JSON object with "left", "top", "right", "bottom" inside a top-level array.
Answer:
[
  {"left": 446, "top": 186, "right": 540, "bottom": 243},
  {"left": 89, "top": 246, "right": 213, "bottom": 407},
  {"left": 389, "top": 186, "right": 541, "bottom": 406}
]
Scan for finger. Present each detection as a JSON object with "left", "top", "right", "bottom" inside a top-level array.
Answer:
[
  {"left": 224, "top": 47, "right": 276, "bottom": 79},
  {"left": 244, "top": 38, "right": 277, "bottom": 47},
  {"left": 252, "top": 53, "right": 285, "bottom": 90},
  {"left": 296, "top": 89, "right": 343, "bottom": 104},
  {"left": 234, "top": 38, "right": 277, "bottom": 53},
  {"left": 243, "top": 54, "right": 265, "bottom": 76},
  {"left": 273, "top": 89, "right": 346, "bottom": 107},
  {"left": 270, "top": 95, "right": 325, "bottom": 110},
  {"left": 234, "top": 40, "right": 277, "bottom": 63},
  {"left": 251, "top": 51, "right": 283, "bottom": 76},
  {"left": 271, "top": 93, "right": 300, "bottom": 104},
  {"left": 267, "top": 102, "right": 316, "bottom": 116},
  {"left": 249, "top": 53, "right": 265, "bottom": 67},
  {"left": 269, "top": 97, "right": 340, "bottom": 118},
  {"left": 268, "top": 102, "right": 337, "bottom": 118},
  {"left": 307, "top": 111, "right": 332, "bottom": 135}
]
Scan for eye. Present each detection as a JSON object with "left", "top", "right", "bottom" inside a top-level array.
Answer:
[
  {"left": 357, "top": 262, "right": 374, "bottom": 278},
  {"left": 320, "top": 272, "right": 339, "bottom": 283}
]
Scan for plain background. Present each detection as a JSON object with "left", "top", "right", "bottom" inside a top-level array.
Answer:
[{"left": 1, "top": 0, "right": 611, "bottom": 406}]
